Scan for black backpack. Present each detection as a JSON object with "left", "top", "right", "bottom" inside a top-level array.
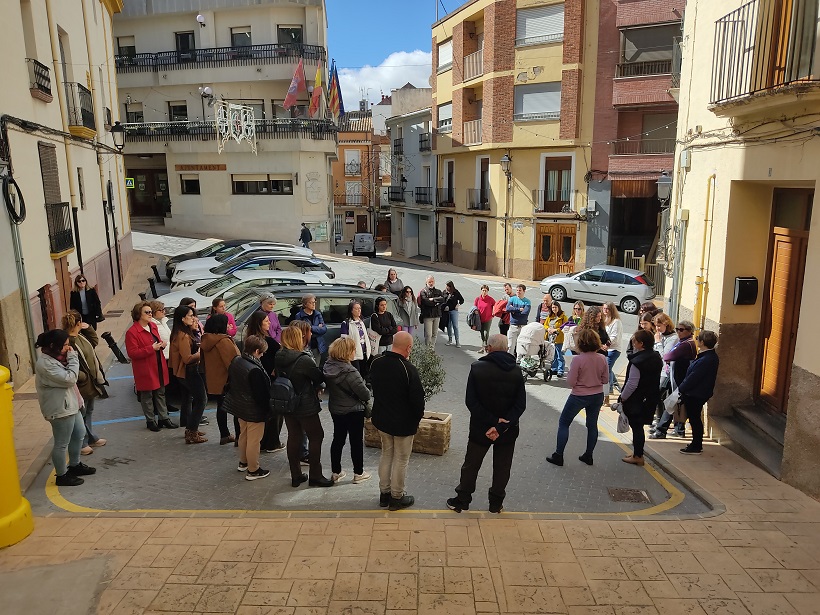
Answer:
[
  {"left": 269, "top": 358, "right": 302, "bottom": 415},
  {"left": 467, "top": 309, "right": 480, "bottom": 331}
]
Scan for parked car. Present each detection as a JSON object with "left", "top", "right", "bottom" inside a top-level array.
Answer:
[
  {"left": 158, "top": 270, "right": 330, "bottom": 315},
  {"left": 164, "top": 240, "right": 304, "bottom": 280},
  {"left": 171, "top": 253, "right": 335, "bottom": 286},
  {"left": 539, "top": 265, "right": 655, "bottom": 314},
  {"left": 225, "top": 285, "right": 400, "bottom": 349},
  {"left": 352, "top": 232, "right": 376, "bottom": 258},
  {"left": 169, "top": 243, "right": 313, "bottom": 280}
]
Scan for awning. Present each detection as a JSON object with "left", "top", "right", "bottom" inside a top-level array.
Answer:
[{"left": 611, "top": 178, "right": 657, "bottom": 198}]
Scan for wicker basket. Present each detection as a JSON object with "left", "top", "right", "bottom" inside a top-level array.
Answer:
[{"left": 364, "top": 412, "right": 452, "bottom": 456}]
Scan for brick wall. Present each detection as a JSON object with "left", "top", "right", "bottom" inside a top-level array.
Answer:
[
  {"left": 616, "top": 0, "right": 684, "bottom": 28},
  {"left": 453, "top": 21, "right": 477, "bottom": 86},
  {"left": 612, "top": 74, "right": 675, "bottom": 106},
  {"left": 608, "top": 154, "right": 673, "bottom": 174},
  {"left": 591, "top": 0, "right": 620, "bottom": 171},
  {"left": 431, "top": 36, "right": 438, "bottom": 96},
  {"left": 484, "top": 75, "right": 513, "bottom": 144},
  {"left": 563, "top": 0, "right": 585, "bottom": 64},
  {"left": 616, "top": 110, "right": 644, "bottom": 139},
  {"left": 560, "top": 69, "right": 582, "bottom": 140},
  {"left": 484, "top": 0, "right": 514, "bottom": 73}
]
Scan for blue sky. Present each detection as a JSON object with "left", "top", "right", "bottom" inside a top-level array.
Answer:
[{"left": 326, "top": 0, "right": 437, "bottom": 105}]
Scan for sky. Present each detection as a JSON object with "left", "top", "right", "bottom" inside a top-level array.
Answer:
[{"left": 326, "top": 0, "right": 441, "bottom": 108}]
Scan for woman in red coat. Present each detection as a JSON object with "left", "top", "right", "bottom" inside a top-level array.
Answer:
[{"left": 125, "top": 301, "right": 178, "bottom": 432}]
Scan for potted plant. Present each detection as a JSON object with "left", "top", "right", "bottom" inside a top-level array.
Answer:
[{"left": 364, "top": 339, "right": 452, "bottom": 455}]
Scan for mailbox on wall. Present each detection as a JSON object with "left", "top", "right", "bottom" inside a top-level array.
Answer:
[{"left": 734, "top": 277, "right": 758, "bottom": 305}]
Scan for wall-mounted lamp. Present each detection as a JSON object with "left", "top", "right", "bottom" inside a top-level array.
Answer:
[
  {"left": 400, "top": 175, "right": 408, "bottom": 191},
  {"left": 656, "top": 170, "right": 673, "bottom": 210},
  {"left": 500, "top": 153, "right": 512, "bottom": 179},
  {"left": 196, "top": 14, "right": 206, "bottom": 27},
  {"left": 110, "top": 121, "right": 126, "bottom": 152}
]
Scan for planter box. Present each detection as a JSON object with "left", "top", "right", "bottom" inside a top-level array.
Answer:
[{"left": 365, "top": 412, "right": 452, "bottom": 456}]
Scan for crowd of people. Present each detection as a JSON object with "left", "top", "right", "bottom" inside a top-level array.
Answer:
[{"left": 33, "top": 267, "right": 719, "bottom": 512}]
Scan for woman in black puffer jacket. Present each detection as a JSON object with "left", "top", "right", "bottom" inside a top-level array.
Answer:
[
  {"left": 324, "top": 337, "right": 372, "bottom": 485},
  {"left": 275, "top": 324, "right": 332, "bottom": 488}
]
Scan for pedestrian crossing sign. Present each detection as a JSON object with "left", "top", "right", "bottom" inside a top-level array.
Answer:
[{"left": 125, "top": 178, "right": 135, "bottom": 189}]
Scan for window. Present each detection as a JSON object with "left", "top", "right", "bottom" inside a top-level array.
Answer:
[
  {"left": 602, "top": 271, "right": 627, "bottom": 284},
  {"left": 231, "top": 26, "right": 252, "bottom": 48},
  {"left": 516, "top": 4, "right": 564, "bottom": 46},
  {"left": 232, "top": 174, "right": 269, "bottom": 194},
  {"left": 180, "top": 174, "right": 200, "bottom": 195},
  {"left": 117, "top": 36, "right": 136, "bottom": 57},
  {"left": 274, "top": 101, "right": 308, "bottom": 118},
  {"left": 514, "top": 82, "right": 561, "bottom": 121},
  {"left": 271, "top": 179, "right": 294, "bottom": 194},
  {"left": 437, "top": 40, "right": 453, "bottom": 71},
  {"left": 125, "top": 102, "right": 143, "bottom": 123},
  {"left": 437, "top": 102, "right": 453, "bottom": 132},
  {"left": 578, "top": 269, "right": 605, "bottom": 282},
  {"left": 278, "top": 26, "right": 303, "bottom": 45},
  {"left": 320, "top": 297, "right": 355, "bottom": 325},
  {"left": 175, "top": 31, "right": 196, "bottom": 61},
  {"left": 168, "top": 101, "right": 188, "bottom": 122},
  {"left": 543, "top": 156, "right": 572, "bottom": 212},
  {"left": 622, "top": 24, "right": 678, "bottom": 64}
]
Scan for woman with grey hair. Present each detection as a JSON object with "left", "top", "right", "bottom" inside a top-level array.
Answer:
[
  {"left": 258, "top": 292, "right": 282, "bottom": 343},
  {"left": 295, "top": 293, "right": 328, "bottom": 367}
]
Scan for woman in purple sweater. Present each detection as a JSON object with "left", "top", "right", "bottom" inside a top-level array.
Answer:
[{"left": 546, "top": 328, "right": 609, "bottom": 467}]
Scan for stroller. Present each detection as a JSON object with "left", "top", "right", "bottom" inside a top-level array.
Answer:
[{"left": 516, "top": 321, "right": 556, "bottom": 381}]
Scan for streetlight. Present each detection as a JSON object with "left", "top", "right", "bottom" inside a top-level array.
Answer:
[
  {"left": 110, "top": 121, "right": 126, "bottom": 152},
  {"left": 500, "top": 153, "right": 512, "bottom": 178},
  {"left": 400, "top": 175, "right": 408, "bottom": 192},
  {"left": 656, "top": 170, "right": 673, "bottom": 209}
]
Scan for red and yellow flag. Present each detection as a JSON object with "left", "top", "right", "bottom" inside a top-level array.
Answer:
[
  {"left": 327, "top": 60, "right": 345, "bottom": 123},
  {"left": 283, "top": 58, "right": 307, "bottom": 109},
  {"left": 309, "top": 60, "right": 323, "bottom": 118}
]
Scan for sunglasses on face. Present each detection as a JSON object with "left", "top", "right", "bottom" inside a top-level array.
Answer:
[
  {"left": 675, "top": 327, "right": 688, "bottom": 332},
  {"left": 78, "top": 279, "right": 86, "bottom": 283},
  {"left": 143, "top": 310, "right": 153, "bottom": 315}
]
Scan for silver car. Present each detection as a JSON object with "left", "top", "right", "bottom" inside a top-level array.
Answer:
[{"left": 539, "top": 265, "right": 655, "bottom": 314}]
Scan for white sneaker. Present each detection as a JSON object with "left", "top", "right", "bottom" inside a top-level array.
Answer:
[
  {"left": 455, "top": 343, "right": 461, "bottom": 348},
  {"left": 331, "top": 471, "right": 347, "bottom": 483},
  {"left": 352, "top": 471, "right": 372, "bottom": 484},
  {"left": 445, "top": 340, "right": 453, "bottom": 346}
]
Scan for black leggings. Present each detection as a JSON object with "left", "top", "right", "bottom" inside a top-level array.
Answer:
[
  {"left": 330, "top": 412, "right": 365, "bottom": 475},
  {"left": 179, "top": 366, "right": 206, "bottom": 429},
  {"left": 284, "top": 414, "right": 324, "bottom": 480},
  {"left": 630, "top": 418, "right": 646, "bottom": 457}
]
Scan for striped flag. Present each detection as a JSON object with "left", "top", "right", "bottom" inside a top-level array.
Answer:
[
  {"left": 327, "top": 60, "right": 345, "bottom": 123},
  {"left": 283, "top": 58, "right": 307, "bottom": 109},
  {"left": 309, "top": 60, "right": 323, "bottom": 118}
]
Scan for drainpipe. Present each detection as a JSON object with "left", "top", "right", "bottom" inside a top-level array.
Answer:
[
  {"left": 108, "top": 179, "right": 122, "bottom": 289},
  {"left": 71, "top": 206, "right": 83, "bottom": 272},
  {"left": 692, "top": 174, "right": 716, "bottom": 332}
]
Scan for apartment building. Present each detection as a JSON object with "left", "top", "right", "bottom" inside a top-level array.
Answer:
[
  {"left": 113, "top": 0, "right": 336, "bottom": 252},
  {"left": 430, "top": 0, "right": 596, "bottom": 279},
  {"left": 1, "top": 0, "right": 131, "bottom": 384},
  {"left": 587, "top": 0, "right": 683, "bottom": 285},
  {"left": 671, "top": 0, "right": 820, "bottom": 496}
]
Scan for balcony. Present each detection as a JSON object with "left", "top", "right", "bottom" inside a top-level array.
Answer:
[
  {"left": 463, "top": 119, "right": 482, "bottom": 146},
  {"left": 467, "top": 188, "right": 490, "bottom": 211},
  {"left": 123, "top": 119, "right": 337, "bottom": 142},
  {"left": 393, "top": 138, "right": 404, "bottom": 155},
  {"left": 532, "top": 189, "right": 572, "bottom": 214},
  {"left": 344, "top": 162, "right": 361, "bottom": 176},
  {"left": 616, "top": 60, "right": 672, "bottom": 78},
  {"left": 671, "top": 37, "right": 682, "bottom": 89},
  {"left": 514, "top": 111, "right": 560, "bottom": 122},
  {"left": 419, "top": 132, "right": 431, "bottom": 151},
  {"left": 711, "top": 0, "right": 820, "bottom": 109},
  {"left": 387, "top": 186, "right": 405, "bottom": 203},
  {"left": 334, "top": 194, "right": 366, "bottom": 207},
  {"left": 64, "top": 82, "right": 95, "bottom": 138},
  {"left": 611, "top": 138, "right": 676, "bottom": 155},
  {"left": 436, "top": 188, "right": 455, "bottom": 207},
  {"left": 414, "top": 187, "right": 434, "bottom": 205},
  {"left": 464, "top": 49, "right": 484, "bottom": 81},
  {"left": 26, "top": 58, "right": 52, "bottom": 102},
  {"left": 114, "top": 43, "right": 326, "bottom": 73},
  {"left": 45, "top": 202, "right": 74, "bottom": 255}
]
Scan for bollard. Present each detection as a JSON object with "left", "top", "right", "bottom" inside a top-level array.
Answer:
[
  {"left": 0, "top": 366, "right": 34, "bottom": 548},
  {"left": 138, "top": 292, "right": 147, "bottom": 301},
  {"left": 150, "top": 264, "right": 162, "bottom": 283},
  {"left": 147, "top": 278, "right": 157, "bottom": 298},
  {"left": 345, "top": 250, "right": 349, "bottom": 256}
]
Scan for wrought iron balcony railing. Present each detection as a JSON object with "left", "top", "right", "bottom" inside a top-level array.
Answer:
[
  {"left": 611, "top": 138, "right": 676, "bottom": 155},
  {"left": 387, "top": 186, "right": 405, "bottom": 203},
  {"left": 616, "top": 59, "right": 673, "bottom": 78},
  {"left": 26, "top": 58, "right": 51, "bottom": 98},
  {"left": 65, "top": 82, "right": 95, "bottom": 131},
  {"left": 467, "top": 188, "right": 490, "bottom": 210},
  {"left": 333, "top": 194, "right": 366, "bottom": 207},
  {"left": 513, "top": 111, "right": 560, "bottom": 122},
  {"left": 392, "top": 138, "right": 403, "bottom": 155},
  {"left": 414, "top": 187, "right": 434, "bottom": 205},
  {"left": 436, "top": 188, "right": 455, "bottom": 207},
  {"left": 419, "top": 132, "right": 431, "bottom": 151},
  {"left": 671, "top": 37, "right": 682, "bottom": 88},
  {"left": 532, "top": 189, "right": 573, "bottom": 214},
  {"left": 123, "top": 119, "right": 337, "bottom": 142},
  {"left": 45, "top": 202, "right": 74, "bottom": 254},
  {"left": 114, "top": 43, "right": 326, "bottom": 73},
  {"left": 344, "top": 162, "right": 362, "bottom": 176}
]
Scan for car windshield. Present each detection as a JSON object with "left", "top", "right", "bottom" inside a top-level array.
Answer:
[
  {"left": 211, "top": 261, "right": 238, "bottom": 275},
  {"left": 198, "top": 241, "right": 227, "bottom": 257},
  {"left": 215, "top": 246, "right": 245, "bottom": 262},
  {"left": 197, "top": 275, "right": 240, "bottom": 297}
]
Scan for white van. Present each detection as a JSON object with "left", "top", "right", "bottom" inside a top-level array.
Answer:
[{"left": 352, "top": 233, "right": 376, "bottom": 258}]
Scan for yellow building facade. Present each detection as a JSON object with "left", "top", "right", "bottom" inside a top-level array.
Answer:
[{"left": 431, "top": 0, "right": 596, "bottom": 279}]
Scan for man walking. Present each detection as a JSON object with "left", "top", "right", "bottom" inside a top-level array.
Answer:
[
  {"left": 370, "top": 331, "right": 425, "bottom": 510},
  {"left": 419, "top": 275, "right": 444, "bottom": 347},
  {"left": 447, "top": 334, "right": 526, "bottom": 514},
  {"left": 677, "top": 330, "right": 720, "bottom": 455},
  {"left": 299, "top": 223, "right": 313, "bottom": 249},
  {"left": 505, "top": 284, "right": 531, "bottom": 357}
]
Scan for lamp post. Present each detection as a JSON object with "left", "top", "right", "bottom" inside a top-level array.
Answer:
[
  {"left": 500, "top": 153, "right": 512, "bottom": 189},
  {"left": 110, "top": 121, "right": 126, "bottom": 152},
  {"left": 500, "top": 153, "right": 513, "bottom": 277}
]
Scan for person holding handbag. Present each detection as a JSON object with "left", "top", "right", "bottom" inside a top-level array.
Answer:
[
  {"left": 340, "top": 300, "right": 371, "bottom": 375},
  {"left": 169, "top": 305, "right": 208, "bottom": 444},
  {"left": 619, "top": 329, "right": 664, "bottom": 466},
  {"left": 652, "top": 320, "right": 698, "bottom": 439},
  {"left": 69, "top": 274, "right": 104, "bottom": 329},
  {"left": 201, "top": 314, "right": 241, "bottom": 445},
  {"left": 324, "top": 337, "right": 372, "bottom": 485},
  {"left": 370, "top": 297, "right": 398, "bottom": 355},
  {"left": 676, "top": 331, "right": 720, "bottom": 455},
  {"left": 546, "top": 302, "right": 568, "bottom": 377}
]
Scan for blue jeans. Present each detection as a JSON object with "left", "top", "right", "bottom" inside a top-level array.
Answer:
[
  {"left": 607, "top": 350, "right": 621, "bottom": 394},
  {"left": 80, "top": 397, "right": 100, "bottom": 447},
  {"left": 551, "top": 342, "right": 565, "bottom": 375},
  {"left": 554, "top": 393, "right": 603, "bottom": 456},
  {"left": 446, "top": 310, "right": 459, "bottom": 344},
  {"left": 50, "top": 412, "right": 86, "bottom": 476}
]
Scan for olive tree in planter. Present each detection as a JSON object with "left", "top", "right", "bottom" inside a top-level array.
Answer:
[{"left": 364, "top": 339, "right": 452, "bottom": 455}]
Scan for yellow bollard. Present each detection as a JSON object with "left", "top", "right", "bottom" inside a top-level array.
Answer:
[{"left": 0, "top": 365, "right": 33, "bottom": 548}]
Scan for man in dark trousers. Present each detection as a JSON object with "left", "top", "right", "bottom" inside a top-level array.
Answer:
[
  {"left": 299, "top": 223, "right": 312, "bottom": 249},
  {"left": 447, "top": 333, "right": 526, "bottom": 514},
  {"left": 677, "top": 330, "right": 719, "bottom": 454},
  {"left": 370, "top": 331, "right": 425, "bottom": 511}
]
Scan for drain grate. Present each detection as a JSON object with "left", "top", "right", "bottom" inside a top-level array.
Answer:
[
  {"left": 608, "top": 488, "right": 651, "bottom": 503},
  {"left": 105, "top": 310, "right": 125, "bottom": 318}
]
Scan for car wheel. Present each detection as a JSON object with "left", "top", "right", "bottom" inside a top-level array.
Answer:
[
  {"left": 549, "top": 286, "right": 567, "bottom": 301},
  {"left": 620, "top": 296, "right": 640, "bottom": 315}
]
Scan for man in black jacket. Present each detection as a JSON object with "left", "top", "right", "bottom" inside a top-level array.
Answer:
[
  {"left": 678, "top": 330, "right": 720, "bottom": 455},
  {"left": 447, "top": 334, "right": 526, "bottom": 514},
  {"left": 370, "top": 331, "right": 425, "bottom": 510}
]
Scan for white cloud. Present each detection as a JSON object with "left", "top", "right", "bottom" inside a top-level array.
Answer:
[{"left": 337, "top": 50, "right": 432, "bottom": 109}]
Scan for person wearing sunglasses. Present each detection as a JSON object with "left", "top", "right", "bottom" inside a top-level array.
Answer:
[
  {"left": 69, "top": 275, "right": 104, "bottom": 330},
  {"left": 651, "top": 320, "right": 697, "bottom": 439}
]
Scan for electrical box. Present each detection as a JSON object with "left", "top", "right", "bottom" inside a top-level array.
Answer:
[
  {"left": 734, "top": 277, "right": 758, "bottom": 305},
  {"left": 680, "top": 149, "right": 691, "bottom": 170}
]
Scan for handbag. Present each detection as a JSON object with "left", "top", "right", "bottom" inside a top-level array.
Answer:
[
  {"left": 672, "top": 399, "right": 688, "bottom": 423},
  {"left": 613, "top": 404, "right": 630, "bottom": 434},
  {"left": 564, "top": 325, "right": 578, "bottom": 353},
  {"left": 663, "top": 388, "right": 680, "bottom": 414},
  {"left": 367, "top": 328, "right": 381, "bottom": 356}
]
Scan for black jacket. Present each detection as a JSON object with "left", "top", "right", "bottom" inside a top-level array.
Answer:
[
  {"left": 443, "top": 289, "right": 465, "bottom": 312},
  {"left": 678, "top": 349, "right": 719, "bottom": 402},
  {"left": 223, "top": 354, "right": 271, "bottom": 423},
  {"left": 622, "top": 349, "right": 664, "bottom": 425},
  {"left": 274, "top": 348, "right": 324, "bottom": 416},
  {"left": 419, "top": 286, "right": 444, "bottom": 319},
  {"left": 370, "top": 312, "right": 398, "bottom": 346},
  {"left": 70, "top": 288, "right": 103, "bottom": 322},
  {"left": 323, "top": 358, "right": 371, "bottom": 415},
  {"left": 370, "top": 351, "right": 425, "bottom": 436},
  {"left": 465, "top": 351, "right": 526, "bottom": 445}
]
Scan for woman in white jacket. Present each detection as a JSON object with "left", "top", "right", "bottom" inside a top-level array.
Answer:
[
  {"left": 149, "top": 300, "right": 172, "bottom": 359},
  {"left": 340, "top": 300, "right": 371, "bottom": 376},
  {"left": 603, "top": 302, "right": 623, "bottom": 405},
  {"left": 35, "top": 329, "right": 97, "bottom": 487}
]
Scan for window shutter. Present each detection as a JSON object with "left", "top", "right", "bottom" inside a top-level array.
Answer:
[
  {"left": 345, "top": 149, "right": 361, "bottom": 164},
  {"left": 516, "top": 4, "right": 565, "bottom": 46},
  {"left": 514, "top": 83, "right": 561, "bottom": 120},
  {"left": 438, "top": 103, "right": 452, "bottom": 122},
  {"left": 38, "top": 142, "right": 62, "bottom": 204},
  {"left": 438, "top": 40, "right": 453, "bottom": 68}
]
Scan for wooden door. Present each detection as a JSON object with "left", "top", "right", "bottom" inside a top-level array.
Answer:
[
  {"left": 558, "top": 224, "right": 577, "bottom": 273},
  {"left": 476, "top": 221, "right": 487, "bottom": 271},
  {"left": 356, "top": 215, "right": 368, "bottom": 233},
  {"left": 534, "top": 223, "right": 558, "bottom": 279},
  {"left": 444, "top": 217, "right": 453, "bottom": 263}
]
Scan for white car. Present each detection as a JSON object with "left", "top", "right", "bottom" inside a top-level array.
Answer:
[
  {"left": 539, "top": 265, "right": 655, "bottom": 314},
  {"left": 171, "top": 253, "right": 335, "bottom": 286},
  {"left": 171, "top": 243, "right": 313, "bottom": 280},
  {"left": 158, "top": 271, "right": 330, "bottom": 313}
]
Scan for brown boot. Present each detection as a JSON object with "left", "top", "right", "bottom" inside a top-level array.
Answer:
[
  {"left": 185, "top": 429, "right": 208, "bottom": 444},
  {"left": 604, "top": 395, "right": 611, "bottom": 406},
  {"left": 621, "top": 455, "right": 645, "bottom": 466}
]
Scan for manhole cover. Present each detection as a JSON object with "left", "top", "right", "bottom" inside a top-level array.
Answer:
[{"left": 608, "top": 488, "right": 651, "bottom": 503}]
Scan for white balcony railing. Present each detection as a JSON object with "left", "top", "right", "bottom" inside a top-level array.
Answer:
[
  {"left": 464, "top": 49, "right": 484, "bottom": 81},
  {"left": 463, "top": 119, "right": 482, "bottom": 145}
]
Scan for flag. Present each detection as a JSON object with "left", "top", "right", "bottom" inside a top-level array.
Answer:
[
  {"left": 309, "top": 60, "right": 323, "bottom": 118},
  {"left": 283, "top": 58, "right": 307, "bottom": 109},
  {"left": 327, "top": 60, "right": 345, "bottom": 123}
]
